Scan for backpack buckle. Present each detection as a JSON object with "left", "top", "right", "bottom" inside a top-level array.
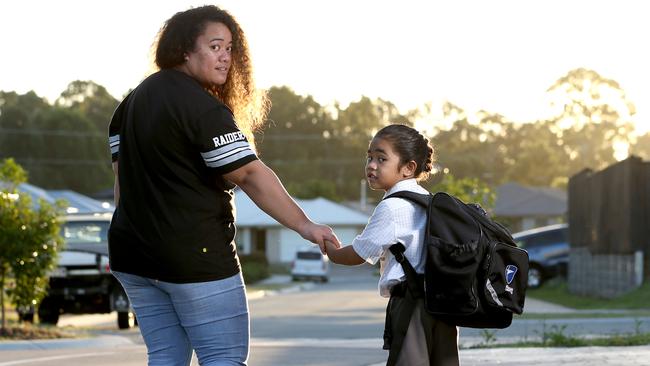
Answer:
[{"left": 389, "top": 243, "right": 406, "bottom": 263}]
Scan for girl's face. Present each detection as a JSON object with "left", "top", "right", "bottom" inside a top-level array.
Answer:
[
  {"left": 366, "top": 137, "right": 414, "bottom": 191},
  {"left": 183, "top": 22, "right": 232, "bottom": 87}
]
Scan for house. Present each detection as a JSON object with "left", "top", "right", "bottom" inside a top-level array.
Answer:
[
  {"left": 494, "top": 182, "right": 567, "bottom": 232},
  {"left": 88, "top": 185, "right": 372, "bottom": 264},
  {"left": 234, "top": 189, "right": 370, "bottom": 264}
]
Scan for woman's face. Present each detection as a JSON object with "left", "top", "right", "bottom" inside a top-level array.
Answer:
[{"left": 183, "top": 22, "right": 232, "bottom": 86}]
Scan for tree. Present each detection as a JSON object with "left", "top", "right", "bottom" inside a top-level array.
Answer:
[
  {"left": 426, "top": 68, "right": 638, "bottom": 188},
  {"left": 0, "top": 91, "right": 50, "bottom": 163},
  {"left": 429, "top": 104, "right": 507, "bottom": 186},
  {"left": 330, "top": 97, "right": 413, "bottom": 200},
  {"left": 286, "top": 179, "right": 340, "bottom": 201},
  {"left": 256, "top": 88, "right": 414, "bottom": 201},
  {"left": 629, "top": 132, "right": 650, "bottom": 160},
  {"left": 426, "top": 173, "right": 495, "bottom": 211},
  {"left": 497, "top": 120, "right": 568, "bottom": 187},
  {"left": 0, "top": 88, "right": 114, "bottom": 194},
  {"left": 56, "top": 80, "right": 120, "bottom": 133},
  {"left": 255, "top": 86, "right": 340, "bottom": 199},
  {"left": 0, "top": 159, "right": 63, "bottom": 331},
  {"left": 546, "top": 68, "right": 637, "bottom": 173}
]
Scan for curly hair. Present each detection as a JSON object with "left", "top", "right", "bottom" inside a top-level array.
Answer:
[
  {"left": 152, "top": 5, "right": 269, "bottom": 149},
  {"left": 374, "top": 124, "right": 435, "bottom": 181}
]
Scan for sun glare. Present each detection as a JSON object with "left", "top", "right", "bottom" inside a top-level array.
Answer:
[{"left": 613, "top": 140, "right": 630, "bottom": 161}]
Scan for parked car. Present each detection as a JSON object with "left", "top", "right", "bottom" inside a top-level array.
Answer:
[
  {"left": 513, "top": 223, "right": 569, "bottom": 289},
  {"left": 20, "top": 213, "right": 135, "bottom": 329},
  {"left": 291, "top": 249, "right": 330, "bottom": 282}
]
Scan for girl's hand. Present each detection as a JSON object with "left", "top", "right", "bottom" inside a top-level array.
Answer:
[
  {"left": 324, "top": 239, "right": 339, "bottom": 255},
  {"left": 323, "top": 241, "right": 365, "bottom": 266}
]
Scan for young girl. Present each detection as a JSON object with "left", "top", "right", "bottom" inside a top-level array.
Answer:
[{"left": 325, "top": 124, "right": 459, "bottom": 366}]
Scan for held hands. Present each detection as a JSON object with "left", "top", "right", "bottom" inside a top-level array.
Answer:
[
  {"left": 323, "top": 239, "right": 339, "bottom": 256},
  {"left": 299, "top": 222, "right": 341, "bottom": 254},
  {"left": 322, "top": 239, "right": 365, "bottom": 266}
]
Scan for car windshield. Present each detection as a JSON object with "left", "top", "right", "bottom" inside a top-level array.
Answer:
[
  {"left": 62, "top": 221, "right": 109, "bottom": 245},
  {"left": 516, "top": 229, "right": 567, "bottom": 249},
  {"left": 296, "top": 252, "right": 322, "bottom": 260}
]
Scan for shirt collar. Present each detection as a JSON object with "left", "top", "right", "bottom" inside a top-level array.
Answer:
[{"left": 384, "top": 179, "right": 420, "bottom": 198}]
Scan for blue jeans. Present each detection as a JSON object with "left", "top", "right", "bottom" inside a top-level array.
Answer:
[{"left": 112, "top": 271, "right": 249, "bottom": 366}]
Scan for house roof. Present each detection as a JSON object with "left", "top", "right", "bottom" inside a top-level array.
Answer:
[
  {"left": 7, "top": 183, "right": 369, "bottom": 225},
  {"left": 13, "top": 183, "right": 115, "bottom": 214},
  {"left": 234, "top": 190, "right": 370, "bottom": 227},
  {"left": 47, "top": 189, "right": 115, "bottom": 214},
  {"left": 494, "top": 182, "right": 567, "bottom": 217}
]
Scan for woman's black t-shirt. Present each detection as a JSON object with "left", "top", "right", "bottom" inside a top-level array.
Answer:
[{"left": 107, "top": 69, "right": 257, "bottom": 283}]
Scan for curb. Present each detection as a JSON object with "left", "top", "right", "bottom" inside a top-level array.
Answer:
[
  {"left": 0, "top": 335, "right": 134, "bottom": 351},
  {"left": 247, "top": 281, "right": 316, "bottom": 300}
]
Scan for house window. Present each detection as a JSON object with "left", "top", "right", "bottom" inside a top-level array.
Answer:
[{"left": 252, "top": 228, "right": 266, "bottom": 253}]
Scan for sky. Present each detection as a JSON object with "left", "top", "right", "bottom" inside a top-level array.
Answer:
[{"left": 1, "top": 0, "right": 649, "bottom": 134}]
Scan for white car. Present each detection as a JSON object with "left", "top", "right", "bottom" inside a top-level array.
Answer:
[{"left": 291, "top": 249, "right": 330, "bottom": 282}]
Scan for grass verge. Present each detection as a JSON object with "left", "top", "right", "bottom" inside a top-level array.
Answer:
[
  {"left": 528, "top": 278, "right": 650, "bottom": 310},
  {"left": 469, "top": 332, "right": 650, "bottom": 349},
  {"left": 247, "top": 283, "right": 290, "bottom": 292},
  {"left": 0, "top": 324, "right": 74, "bottom": 340},
  {"left": 518, "top": 310, "right": 650, "bottom": 320}
]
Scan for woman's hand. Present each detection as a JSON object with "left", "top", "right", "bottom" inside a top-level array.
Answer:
[{"left": 298, "top": 222, "right": 341, "bottom": 254}]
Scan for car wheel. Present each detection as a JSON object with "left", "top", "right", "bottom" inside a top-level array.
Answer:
[
  {"left": 17, "top": 311, "right": 34, "bottom": 323},
  {"left": 117, "top": 310, "right": 136, "bottom": 329},
  {"left": 528, "top": 265, "right": 544, "bottom": 289},
  {"left": 37, "top": 298, "right": 60, "bottom": 325}
]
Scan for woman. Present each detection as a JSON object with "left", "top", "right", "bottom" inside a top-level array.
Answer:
[{"left": 107, "top": 6, "right": 339, "bottom": 366}]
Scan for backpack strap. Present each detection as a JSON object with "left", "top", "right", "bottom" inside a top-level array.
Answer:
[
  {"left": 386, "top": 244, "right": 429, "bottom": 365},
  {"left": 388, "top": 244, "right": 423, "bottom": 299},
  {"left": 384, "top": 190, "right": 430, "bottom": 208},
  {"left": 383, "top": 190, "right": 431, "bottom": 299}
]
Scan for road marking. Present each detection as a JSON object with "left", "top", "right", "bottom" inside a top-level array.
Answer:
[
  {"left": 0, "top": 351, "right": 117, "bottom": 365},
  {"left": 251, "top": 337, "right": 382, "bottom": 349}
]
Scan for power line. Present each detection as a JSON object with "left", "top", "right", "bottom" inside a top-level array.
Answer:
[
  {"left": 265, "top": 159, "right": 363, "bottom": 166},
  {"left": 5, "top": 157, "right": 110, "bottom": 166},
  {"left": 0, "top": 128, "right": 105, "bottom": 138}
]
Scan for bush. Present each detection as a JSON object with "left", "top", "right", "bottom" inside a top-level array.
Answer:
[
  {"left": 1, "top": 158, "right": 64, "bottom": 332},
  {"left": 239, "top": 252, "right": 270, "bottom": 284}
]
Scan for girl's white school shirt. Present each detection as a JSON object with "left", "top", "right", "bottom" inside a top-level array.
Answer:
[{"left": 352, "top": 179, "right": 428, "bottom": 298}]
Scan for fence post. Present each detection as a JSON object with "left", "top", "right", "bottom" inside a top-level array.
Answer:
[{"left": 635, "top": 250, "right": 644, "bottom": 287}]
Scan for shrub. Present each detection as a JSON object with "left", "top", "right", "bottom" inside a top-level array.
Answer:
[{"left": 239, "top": 252, "right": 270, "bottom": 284}]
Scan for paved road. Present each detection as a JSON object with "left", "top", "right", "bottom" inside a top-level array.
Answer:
[
  {"left": 1, "top": 264, "right": 650, "bottom": 365},
  {"left": 2, "top": 342, "right": 650, "bottom": 366}
]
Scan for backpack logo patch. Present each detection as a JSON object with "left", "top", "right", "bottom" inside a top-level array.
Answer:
[{"left": 505, "top": 265, "right": 518, "bottom": 284}]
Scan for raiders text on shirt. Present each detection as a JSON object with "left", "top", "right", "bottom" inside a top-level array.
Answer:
[{"left": 213, "top": 131, "right": 245, "bottom": 147}]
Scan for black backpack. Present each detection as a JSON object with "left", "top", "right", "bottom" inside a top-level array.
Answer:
[{"left": 386, "top": 191, "right": 529, "bottom": 329}]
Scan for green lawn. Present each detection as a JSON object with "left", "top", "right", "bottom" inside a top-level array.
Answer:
[
  {"left": 247, "top": 283, "right": 289, "bottom": 292},
  {"left": 469, "top": 332, "right": 650, "bottom": 349},
  {"left": 528, "top": 279, "right": 650, "bottom": 310}
]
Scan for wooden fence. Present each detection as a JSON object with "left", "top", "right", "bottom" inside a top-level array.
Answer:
[{"left": 568, "top": 156, "right": 650, "bottom": 296}]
